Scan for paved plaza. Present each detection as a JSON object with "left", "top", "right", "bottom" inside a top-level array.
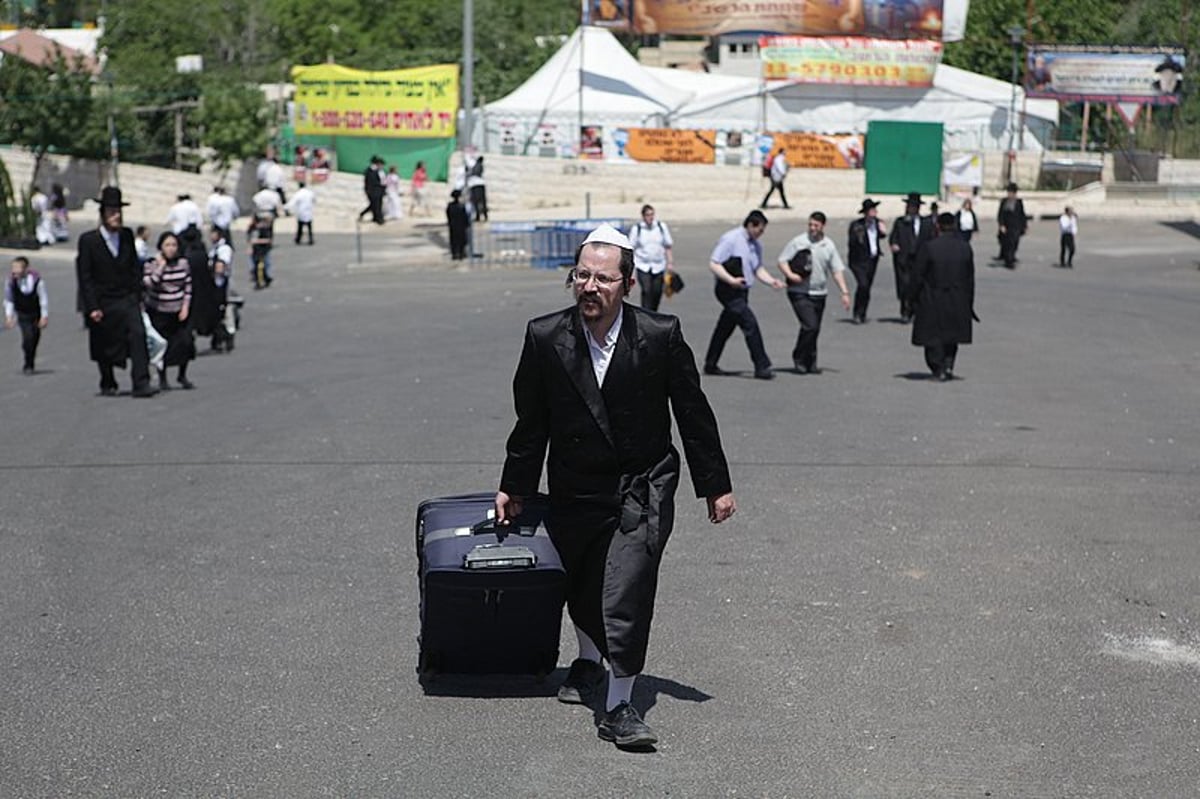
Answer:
[{"left": 2, "top": 211, "right": 1199, "bottom": 797}]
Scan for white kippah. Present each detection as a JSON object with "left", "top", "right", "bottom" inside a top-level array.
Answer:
[{"left": 582, "top": 223, "right": 632, "bottom": 250}]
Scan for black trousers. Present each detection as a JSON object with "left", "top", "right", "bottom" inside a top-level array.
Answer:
[
  {"left": 637, "top": 270, "right": 664, "bottom": 311},
  {"left": 848, "top": 256, "right": 878, "bottom": 320},
  {"left": 294, "top": 220, "right": 313, "bottom": 244},
  {"left": 704, "top": 283, "right": 771, "bottom": 373},
  {"left": 17, "top": 313, "right": 40, "bottom": 368},
  {"left": 760, "top": 180, "right": 789, "bottom": 209},
  {"left": 894, "top": 256, "right": 915, "bottom": 318},
  {"left": 469, "top": 185, "right": 488, "bottom": 221},
  {"left": 1000, "top": 231, "right": 1022, "bottom": 267},
  {"left": 362, "top": 192, "right": 384, "bottom": 224},
  {"left": 787, "top": 292, "right": 826, "bottom": 370},
  {"left": 924, "top": 341, "right": 959, "bottom": 375},
  {"left": 1060, "top": 232, "right": 1075, "bottom": 266}
]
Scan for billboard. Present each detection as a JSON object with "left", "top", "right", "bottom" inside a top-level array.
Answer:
[
  {"left": 1025, "top": 46, "right": 1186, "bottom": 105},
  {"left": 761, "top": 36, "right": 942, "bottom": 87},
  {"left": 617, "top": 128, "right": 717, "bottom": 163},
  {"left": 765, "top": 132, "right": 864, "bottom": 170},
  {"left": 625, "top": 0, "right": 953, "bottom": 40},
  {"left": 291, "top": 63, "right": 459, "bottom": 138}
]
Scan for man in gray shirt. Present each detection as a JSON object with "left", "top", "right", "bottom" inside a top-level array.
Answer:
[{"left": 776, "top": 211, "right": 851, "bottom": 374}]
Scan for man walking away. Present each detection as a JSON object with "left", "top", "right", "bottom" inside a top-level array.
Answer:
[
  {"left": 760, "top": 148, "right": 790, "bottom": 209},
  {"left": 907, "top": 213, "right": 976, "bottom": 381},
  {"left": 1058, "top": 206, "right": 1077, "bottom": 268},
  {"left": 288, "top": 182, "right": 317, "bottom": 245},
  {"left": 997, "top": 182, "right": 1027, "bottom": 269}
]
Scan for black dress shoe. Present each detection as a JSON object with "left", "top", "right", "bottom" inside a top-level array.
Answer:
[
  {"left": 131, "top": 384, "right": 160, "bottom": 398},
  {"left": 557, "top": 658, "right": 606, "bottom": 705},
  {"left": 753, "top": 369, "right": 775, "bottom": 380},
  {"left": 178, "top": 377, "right": 195, "bottom": 390},
  {"left": 99, "top": 386, "right": 119, "bottom": 397},
  {"left": 793, "top": 363, "right": 808, "bottom": 374},
  {"left": 598, "top": 702, "right": 657, "bottom": 748},
  {"left": 703, "top": 364, "right": 731, "bottom": 376}
]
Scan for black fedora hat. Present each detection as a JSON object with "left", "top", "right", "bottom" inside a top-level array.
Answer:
[
  {"left": 859, "top": 198, "right": 880, "bottom": 214},
  {"left": 903, "top": 192, "right": 924, "bottom": 206},
  {"left": 95, "top": 186, "right": 130, "bottom": 207},
  {"left": 1005, "top": 181, "right": 1019, "bottom": 192}
]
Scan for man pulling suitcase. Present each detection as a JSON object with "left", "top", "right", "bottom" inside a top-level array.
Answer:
[{"left": 495, "top": 224, "right": 737, "bottom": 749}]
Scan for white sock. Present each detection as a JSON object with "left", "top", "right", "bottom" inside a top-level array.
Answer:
[
  {"left": 606, "top": 674, "right": 635, "bottom": 711},
  {"left": 575, "top": 625, "right": 602, "bottom": 664}
]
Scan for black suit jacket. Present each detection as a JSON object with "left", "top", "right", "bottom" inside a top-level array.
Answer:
[
  {"left": 998, "top": 198, "right": 1027, "bottom": 236},
  {"left": 501, "top": 304, "right": 732, "bottom": 506},
  {"left": 888, "top": 214, "right": 935, "bottom": 261},
  {"left": 363, "top": 166, "right": 383, "bottom": 196},
  {"left": 76, "top": 227, "right": 140, "bottom": 313},
  {"left": 847, "top": 217, "right": 883, "bottom": 264},
  {"left": 908, "top": 234, "right": 975, "bottom": 346}
]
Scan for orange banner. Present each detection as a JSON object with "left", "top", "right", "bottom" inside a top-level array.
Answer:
[
  {"left": 768, "top": 132, "right": 864, "bottom": 169},
  {"left": 619, "top": 128, "right": 716, "bottom": 164},
  {"left": 762, "top": 36, "right": 941, "bottom": 87},
  {"left": 632, "top": 0, "right": 946, "bottom": 39}
]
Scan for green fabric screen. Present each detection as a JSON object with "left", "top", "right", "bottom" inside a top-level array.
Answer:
[
  {"left": 287, "top": 131, "right": 455, "bottom": 182},
  {"left": 864, "top": 121, "right": 944, "bottom": 197}
]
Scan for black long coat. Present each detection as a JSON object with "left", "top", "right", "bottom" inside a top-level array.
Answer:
[
  {"left": 76, "top": 226, "right": 142, "bottom": 365},
  {"left": 908, "top": 234, "right": 975, "bottom": 346},
  {"left": 499, "top": 304, "right": 732, "bottom": 675}
]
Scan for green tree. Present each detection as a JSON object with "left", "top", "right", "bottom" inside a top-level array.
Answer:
[
  {"left": 197, "top": 81, "right": 270, "bottom": 176},
  {"left": 0, "top": 50, "right": 96, "bottom": 188}
]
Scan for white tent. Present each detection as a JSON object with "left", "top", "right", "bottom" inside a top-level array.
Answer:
[
  {"left": 481, "top": 26, "right": 696, "bottom": 155},
  {"left": 478, "top": 27, "right": 1059, "bottom": 156}
]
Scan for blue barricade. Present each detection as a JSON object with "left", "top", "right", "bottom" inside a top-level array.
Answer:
[{"left": 482, "top": 219, "right": 626, "bottom": 270}]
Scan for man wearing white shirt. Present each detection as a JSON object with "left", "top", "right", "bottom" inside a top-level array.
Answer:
[
  {"left": 205, "top": 186, "right": 240, "bottom": 241},
  {"left": 287, "top": 182, "right": 317, "bottom": 245},
  {"left": 628, "top": 204, "right": 674, "bottom": 311},
  {"left": 1058, "top": 206, "right": 1078, "bottom": 268},
  {"left": 846, "top": 198, "right": 888, "bottom": 324},
  {"left": 166, "top": 194, "right": 203, "bottom": 235}
]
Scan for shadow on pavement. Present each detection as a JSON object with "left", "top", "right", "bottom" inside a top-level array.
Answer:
[
  {"left": 418, "top": 667, "right": 565, "bottom": 698},
  {"left": 1160, "top": 220, "right": 1200, "bottom": 240}
]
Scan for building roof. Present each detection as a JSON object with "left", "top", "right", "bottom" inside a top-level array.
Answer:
[{"left": 0, "top": 28, "right": 101, "bottom": 75}]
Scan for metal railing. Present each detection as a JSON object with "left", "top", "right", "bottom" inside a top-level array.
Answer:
[{"left": 478, "top": 218, "right": 627, "bottom": 269}]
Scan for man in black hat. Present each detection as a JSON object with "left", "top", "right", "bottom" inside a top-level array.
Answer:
[
  {"left": 76, "top": 186, "right": 157, "bottom": 397},
  {"left": 847, "top": 198, "right": 888, "bottom": 324},
  {"left": 360, "top": 156, "right": 385, "bottom": 225},
  {"left": 888, "top": 192, "right": 934, "bottom": 323},
  {"left": 907, "top": 213, "right": 976, "bottom": 381},
  {"left": 997, "top": 182, "right": 1027, "bottom": 269}
]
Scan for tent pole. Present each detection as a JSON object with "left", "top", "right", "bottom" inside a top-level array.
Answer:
[
  {"left": 462, "top": 0, "right": 474, "bottom": 149},
  {"left": 578, "top": 26, "right": 585, "bottom": 158}
]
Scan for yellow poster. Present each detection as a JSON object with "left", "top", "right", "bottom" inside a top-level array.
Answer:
[
  {"left": 762, "top": 37, "right": 941, "bottom": 87},
  {"left": 769, "top": 133, "right": 864, "bottom": 169},
  {"left": 291, "top": 63, "right": 459, "bottom": 138},
  {"left": 620, "top": 128, "right": 716, "bottom": 164}
]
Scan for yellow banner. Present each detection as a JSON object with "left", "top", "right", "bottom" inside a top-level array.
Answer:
[
  {"left": 620, "top": 128, "right": 716, "bottom": 164},
  {"left": 768, "top": 132, "right": 864, "bottom": 169},
  {"left": 291, "top": 63, "right": 459, "bottom": 139},
  {"left": 762, "top": 37, "right": 941, "bottom": 87}
]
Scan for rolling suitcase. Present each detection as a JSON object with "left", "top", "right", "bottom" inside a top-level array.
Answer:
[{"left": 415, "top": 493, "right": 566, "bottom": 677}]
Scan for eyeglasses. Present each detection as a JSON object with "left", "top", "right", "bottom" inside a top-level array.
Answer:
[{"left": 569, "top": 268, "right": 624, "bottom": 287}]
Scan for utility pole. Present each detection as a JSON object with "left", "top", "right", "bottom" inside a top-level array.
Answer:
[{"left": 462, "top": 0, "right": 474, "bottom": 149}]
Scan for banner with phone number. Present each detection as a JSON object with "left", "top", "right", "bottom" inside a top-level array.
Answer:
[
  {"left": 761, "top": 36, "right": 941, "bottom": 87},
  {"left": 291, "top": 63, "right": 459, "bottom": 138}
]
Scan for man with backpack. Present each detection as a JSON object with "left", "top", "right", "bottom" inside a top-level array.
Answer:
[
  {"left": 628, "top": 205, "right": 674, "bottom": 311},
  {"left": 760, "top": 147, "right": 790, "bottom": 210}
]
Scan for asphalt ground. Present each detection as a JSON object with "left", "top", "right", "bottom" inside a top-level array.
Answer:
[{"left": 2, "top": 214, "right": 1200, "bottom": 798}]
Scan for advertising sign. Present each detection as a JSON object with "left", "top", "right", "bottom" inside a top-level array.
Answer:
[
  {"left": 762, "top": 36, "right": 941, "bottom": 87},
  {"left": 580, "top": 126, "right": 605, "bottom": 159},
  {"left": 767, "top": 132, "right": 864, "bottom": 169},
  {"left": 631, "top": 0, "right": 948, "bottom": 40},
  {"left": 1025, "top": 46, "right": 1186, "bottom": 105},
  {"left": 618, "top": 128, "right": 717, "bottom": 163},
  {"left": 292, "top": 63, "right": 459, "bottom": 138}
]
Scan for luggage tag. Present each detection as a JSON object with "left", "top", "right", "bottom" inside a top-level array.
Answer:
[{"left": 463, "top": 543, "right": 538, "bottom": 570}]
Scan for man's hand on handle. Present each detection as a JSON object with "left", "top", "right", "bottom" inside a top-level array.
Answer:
[
  {"left": 707, "top": 492, "right": 736, "bottom": 524},
  {"left": 494, "top": 491, "right": 524, "bottom": 526}
]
